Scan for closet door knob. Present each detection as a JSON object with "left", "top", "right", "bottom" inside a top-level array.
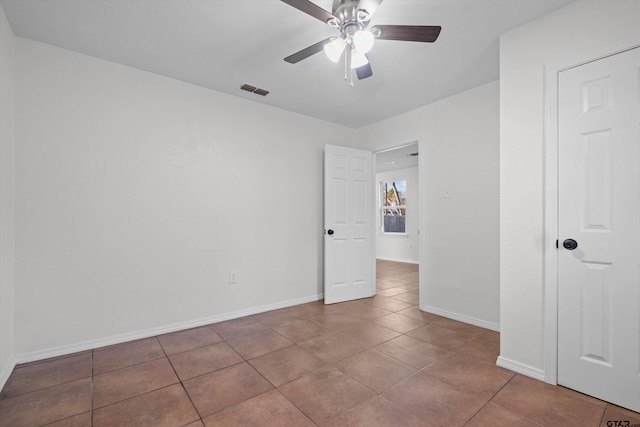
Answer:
[{"left": 563, "top": 239, "right": 578, "bottom": 250}]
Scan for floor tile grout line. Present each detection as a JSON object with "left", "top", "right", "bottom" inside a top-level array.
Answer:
[
  {"left": 273, "top": 386, "right": 319, "bottom": 426},
  {"left": 0, "top": 373, "right": 93, "bottom": 402},
  {"left": 466, "top": 374, "right": 546, "bottom": 427}
]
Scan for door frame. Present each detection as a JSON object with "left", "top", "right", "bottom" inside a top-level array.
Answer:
[
  {"left": 542, "top": 35, "right": 640, "bottom": 385},
  {"left": 372, "top": 138, "right": 424, "bottom": 298}
]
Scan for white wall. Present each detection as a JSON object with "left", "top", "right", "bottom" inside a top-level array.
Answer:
[
  {"left": 13, "top": 38, "right": 357, "bottom": 359},
  {"left": 375, "top": 167, "right": 419, "bottom": 264},
  {"left": 0, "top": 3, "right": 15, "bottom": 388},
  {"left": 500, "top": 0, "right": 640, "bottom": 377},
  {"left": 358, "top": 81, "right": 500, "bottom": 330}
]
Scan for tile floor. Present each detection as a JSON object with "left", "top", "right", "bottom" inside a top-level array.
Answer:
[{"left": 1, "top": 260, "right": 639, "bottom": 426}]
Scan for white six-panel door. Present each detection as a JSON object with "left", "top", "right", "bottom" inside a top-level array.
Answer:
[
  {"left": 558, "top": 47, "right": 640, "bottom": 412},
  {"left": 324, "top": 144, "right": 375, "bottom": 304}
]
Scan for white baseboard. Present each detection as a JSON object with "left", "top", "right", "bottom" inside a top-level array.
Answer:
[
  {"left": 0, "top": 357, "right": 15, "bottom": 391},
  {"left": 420, "top": 304, "right": 500, "bottom": 332},
  {"left": 15, "top": 293, "right": 324, "bottom": 365},
  {"left": 496, "top": 356, "right": 546, "bottom": 381}
]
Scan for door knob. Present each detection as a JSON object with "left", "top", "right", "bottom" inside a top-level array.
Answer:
[
  {"left": 327, "top": 229, "right": 334, "bottom": 235},
  {"left": 563, "top": 239, "right": 578, "bottom": 250}
]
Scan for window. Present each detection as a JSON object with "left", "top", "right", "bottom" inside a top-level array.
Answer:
[{"left": 381, "top": 180, "right": 406, "bottom": 233}]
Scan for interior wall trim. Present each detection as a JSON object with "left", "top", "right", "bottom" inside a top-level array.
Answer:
[
  {"left": 496, "top": 355, "right": 545, "bottom": 381},
  {"left": 421, "top": 304, "right": 500, "bottom": 332},
  {"left": 13, "top": 293, "right": 323, "bottom": 365}
]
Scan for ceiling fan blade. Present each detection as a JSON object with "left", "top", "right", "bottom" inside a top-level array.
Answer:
[
  {"left": 371, "top": 25, "right": 442, "bottom": 42},
  {"left": 357, "top": 0, "right": 383, "bottom": 20},
  {"left": 355, "top": 61, "right": 373, "bottom": 80},
  {"left": 284, "top": 37, "right": 333, "bottom": 64},
  {"left": 280, "top": 0, "right": 337, "bottom": 25}
]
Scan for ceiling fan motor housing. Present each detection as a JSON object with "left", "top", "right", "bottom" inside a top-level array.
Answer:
[{"left": 331, "top": 0, "right": 370, "bottom": 28}]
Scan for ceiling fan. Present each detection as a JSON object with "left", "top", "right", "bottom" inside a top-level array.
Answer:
[{"left": 281, "top": 0, "right": 442, "bottom": 85}]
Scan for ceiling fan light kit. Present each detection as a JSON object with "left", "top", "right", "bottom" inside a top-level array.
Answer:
[
  {"left": 350, "top": 48, "right": 368, "bottom": 68},
  {"left": 353, "top": 29, "right": 374, "bottom": 53},
  {"left": 281, "top": 0, "right": 441, "bottom": 86},
  {"left": 324, "top": 37, "right": 347, "bottom": 62}
]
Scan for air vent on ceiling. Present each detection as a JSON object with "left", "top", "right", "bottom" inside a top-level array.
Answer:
[{"left": 241, "top": 83, "right": 270, "bottom": 97}]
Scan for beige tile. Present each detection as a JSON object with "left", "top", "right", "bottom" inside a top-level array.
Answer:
[
  {"left": 334, "top": 348, "right": 417, "bottom": 393},
  {"left": 310, "top": 313, "right": 366, "bottom": 331},
  {"left": 157, "top": 326, "right": 222, "bottom": 355},
  {"left": 466, "top": 403, "right": 542, "bottom": 426},
  {"left": 0, "top": 378, "right": 92, "bottom": 427},
  {"left": 325, "top": 396, "right": 429, "bottom": 427},
  {"left": 210, "top": 316, "right": 266, "bottom": 340},
  {"left": 279, "top": 367, "right": 376, "bottom": 425},
  {"left": 202, "top": 390, "right": 314, "bottom": 427},
  {"left": 372, "top": 312, "right": 426, "bottom": 333},
  {"left": 249, "top": 345, "right": 325, "bottom": 387},
  {"left": 93, "top": 384, "right": 199, "bottom": 427},
  {"left": 375, "top": 280, "right": 402, "bottom": 290},
  {"left": 389, "top": 290, "right": 419, "bottom": 304},
  {"left": 168, "top": 341, "right": 243, "bottom": 380},
  {"left": 421, "top": 351, "right": 515, "bottom": 395},
  {"left": 395, "top": 306, "right": 443, "bottom": 322},
  {"left": 451, "top": 330, "right": 500, "bottom": 365},
  {"left": 375, "top": 335, "right": 449, "bottom": 369},
  {"left": 226, "top": 329, "right": 294, "bottom": 360},
  {"left": 253, "top": 308, "right": 301, "bottom": 327},
  {"left": 368, "top": 295, "right": 415, "bottom": 312},
  {"left": 273, "top": 319, "right": 332, "bottom": 343},
  {"left": 287, "top": 301, "right": 328, "bottom": 318},
  {"left": 183, "top": 362, "right": 273, "bottom": 418},
  {"left": 0, "top": 352, "right": 91, "bottom": 398},
  {"left": 93, "top": 357, "right": 179, "bottom": 408},
  {"left": 377, "top": 287, "right": 411, "bottom": 297},
  {"left": 382, "top": 371, "right": 491, "bottom": 425},
  {"left": 346, "top": 303, "right": 393, "bottom": 320},
  {"left": 406, "top": 324, "right": 480, "bottom": 350},
  {"left": 428, "top": 316, "right": 488, "bottom": 334},
  {"left": 298, "top": 332, "right": 368, "bottom": 363},
  {"left": 491, "top": 375, "right": 606, "bottom": 426},
  {"left": 45, "top": 412, "right": 92, "bottom": 427},
  {"left": 337, "top": 321, "right": 401, "bottom": 348},
  {"left": 93, "top": 337, "right": 165, "bottom": 374}
]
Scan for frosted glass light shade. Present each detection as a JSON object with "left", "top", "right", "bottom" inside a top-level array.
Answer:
[
  {"left": 324, "top": 37, "right": 346, "bottom": 63},
  {"left": 350, "top": 48, "right": 369, "bottom": 68},
  {"left": 353, "top": 30, "right": 374, "bottom": 53}
]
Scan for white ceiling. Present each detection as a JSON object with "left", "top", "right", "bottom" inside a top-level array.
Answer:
[
  {"left": 0, "top": 0, "right": 575, "bottom": 128},
  {"left": 376, "top": 142, "right": 419, "bottom": 172}
]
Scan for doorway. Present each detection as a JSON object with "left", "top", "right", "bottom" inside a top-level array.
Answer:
[{"left": 374, "top": 142, "right": 420, "bottom": 301}]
